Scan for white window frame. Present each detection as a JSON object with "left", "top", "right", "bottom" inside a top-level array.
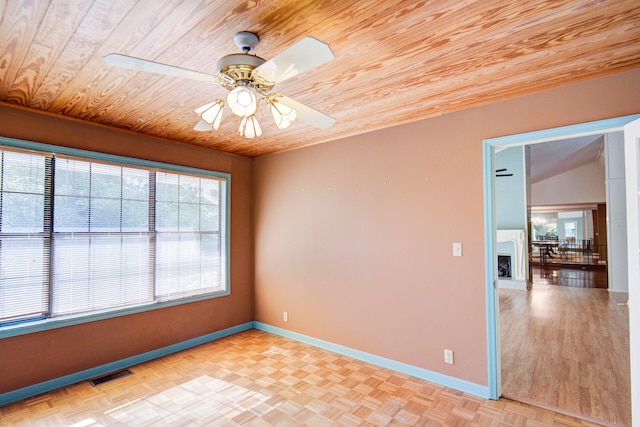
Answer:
[{"left": 0, "top": 136, "right": 230, "bottom": 339}]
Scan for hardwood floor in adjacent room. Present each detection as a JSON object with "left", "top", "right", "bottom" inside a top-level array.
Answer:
[
  {"left": 1, "top": 330, "right": 604, "bottom": 426},
  {"left": 500, "top": 284, "right": 630, "bottom": 426},
  {"left": 530, "top": 265, "right": 608, "bottom": 289}
]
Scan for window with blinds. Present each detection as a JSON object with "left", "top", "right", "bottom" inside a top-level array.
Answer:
[
  {"left": 0, "top": 146, "right": 228, "bottom": 327},
  {"left": 0, "top": 151, "right": 49, "bottom": 323}
]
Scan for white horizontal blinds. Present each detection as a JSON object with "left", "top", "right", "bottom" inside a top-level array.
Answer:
[
  {"left": 0, "top": 150, "right": 50, "bottom": 322},
  {"left": 155, "top": 171, "right": 223, "bottom": 300},
  {"left": 0, "top": 143, "right": 227, "bottom": 326},
  {"left": 52, "top": 157, "right": 153, "bottom": 316}
]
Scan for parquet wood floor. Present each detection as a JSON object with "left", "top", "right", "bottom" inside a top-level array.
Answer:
[
  {"left": 500, "top": 284, "right": 630, "bottom": 426},
  {"left": 1, "top": 330, "right": 605, "bottom": 426}
]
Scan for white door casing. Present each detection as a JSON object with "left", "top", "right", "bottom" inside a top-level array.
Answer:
[{"left": 624, "top": 118, "right": 640, "bottom": 425}]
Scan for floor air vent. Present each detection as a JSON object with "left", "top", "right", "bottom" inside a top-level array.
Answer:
[{"left": 89, "top": 369, "right": 133, "bottom": 386}]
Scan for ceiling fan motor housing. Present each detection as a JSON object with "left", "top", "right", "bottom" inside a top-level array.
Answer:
[
  {"left": 214, "top": 32, "right": 275, "bottom": 92},
  {"left": 234, "top": 31, "right": 259, "bottom": 53},
  {"left": 216, "top": 54, "right": 271, "bottom": 91}
]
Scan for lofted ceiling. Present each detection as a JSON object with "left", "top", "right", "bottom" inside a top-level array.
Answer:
[
  {"left": 1, "top": 1, "right": 639, "bottom": 157},
  {"left": 529, "top": 134, "right": 604, "bottom": 183}
]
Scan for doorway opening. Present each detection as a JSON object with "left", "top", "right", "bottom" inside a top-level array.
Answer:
[{"left": 483, "top": 115, "right": 639, "bottom": 426}]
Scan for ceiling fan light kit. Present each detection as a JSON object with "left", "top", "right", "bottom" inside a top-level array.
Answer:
[
  {"left": 195, "top": 99, "right": 226, "bottom": 130},
  {"left": 269, "top": 98, "right": 297, "bottom": 130},
  {"left": 239, "top": 115, "right": 262, "bottom": 138},
  {"left": 227, "top": 86, "right": 258, "bottom": 116},
  {"left": 103, "top": 31, "right": 336, "bottom": 139}
]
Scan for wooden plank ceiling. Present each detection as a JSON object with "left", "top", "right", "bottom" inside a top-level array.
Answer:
[{"left": 1, "top": 0, "right": 639, "bottom": 157}]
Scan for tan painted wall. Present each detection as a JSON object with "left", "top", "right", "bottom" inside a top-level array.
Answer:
[
  {"left": 0, "top": 104, "right": 254, "bottom": 393},
  {"left": 253, "top": 69, "right": 640, "bottom": 386}
]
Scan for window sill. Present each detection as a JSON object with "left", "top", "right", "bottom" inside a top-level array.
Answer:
[{"left": 0, "top": 289, "right": 230, "bottom": 339}]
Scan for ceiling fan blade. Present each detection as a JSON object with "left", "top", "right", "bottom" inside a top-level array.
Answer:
[
  {"left": 277, "top": 95, "right": 335, "bottom": 129},
  {"left": 103, "top": 53, "right": 218, "bottom": 82},
  {"left": 253, "top": 37, "right": 334, "bottom": 84}
]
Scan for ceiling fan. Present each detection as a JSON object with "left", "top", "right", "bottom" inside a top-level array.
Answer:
[{"left": 103, "top": 32, "right": 336, "bottom": 138}]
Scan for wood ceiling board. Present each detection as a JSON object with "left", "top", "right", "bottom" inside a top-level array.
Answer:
[
  {"left": 0, "top": 1, "right": 50, "bottom": 94},
  {"left": 1, "top": 0, "right": 639, "bottom": 157},
  {"left": 4, "top": 0, "right": 93, "bottom": 106},
  {"left": 47, "top": 0, "right": 187, "bottom": 114}
]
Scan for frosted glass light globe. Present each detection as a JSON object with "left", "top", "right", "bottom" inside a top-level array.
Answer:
[{"left": 227, "top": 87, "right": 257, "bottom": 117}]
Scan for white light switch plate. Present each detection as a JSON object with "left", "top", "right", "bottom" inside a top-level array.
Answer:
[{"left": 453, "top": 243, "right": 462, "bottom": 256}]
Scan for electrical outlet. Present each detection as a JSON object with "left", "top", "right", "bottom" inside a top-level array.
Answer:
[
  {"left": 283, "top": 311, "right": 288, "bottom": 322},
  {"left": 444, "top": 349, "right": 454, "bottom": 364}
]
